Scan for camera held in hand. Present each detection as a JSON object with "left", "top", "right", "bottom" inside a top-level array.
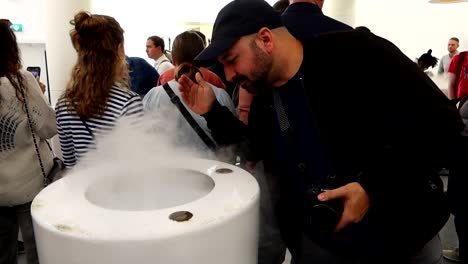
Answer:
[{"left": 304, "top": 185, "right": 344, "bottom": 235}]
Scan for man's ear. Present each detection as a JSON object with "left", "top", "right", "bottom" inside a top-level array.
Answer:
[{"left": 256, "top": 27, "right": 274, "bottom": 53}]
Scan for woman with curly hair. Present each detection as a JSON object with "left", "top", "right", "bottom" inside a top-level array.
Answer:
[
  {"left": 0, "top": 20, "right": 56, "bottom": 264},
  {"left": 55, "top": 12, "right": 143, "bottom": 168}
]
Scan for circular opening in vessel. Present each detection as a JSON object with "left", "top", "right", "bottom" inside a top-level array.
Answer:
[
  {"left": 85, "top": 169, "right": 215, "bottom": 211},
  {"left": 216, "top": 168, "right": 233, "bottom": 174},
  {"left": 169, "top": 211, "right": 193, "bottom": 222}
]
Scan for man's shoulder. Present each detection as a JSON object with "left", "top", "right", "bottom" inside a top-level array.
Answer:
[
  {"left": 301, "top": 29, "right": 374, "bottom": 50},
  {"left": 127, "top": 56, "right": 147, "bottom": 63},
  {"left": 441, "top": 54, "right": 451, "bottom": 61}
]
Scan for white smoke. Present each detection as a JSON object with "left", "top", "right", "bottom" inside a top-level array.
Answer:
[
  {"left": 65, "top": 110, "right": 224, "bottom": 212},
  {"left": 77, "top": 111, "right": 213, "bottom": 170},
  {"left": 429, "top": 72, "right": 449, "bottom": 97}
]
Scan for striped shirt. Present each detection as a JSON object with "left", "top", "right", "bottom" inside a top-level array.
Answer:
[{"left": 55, "top": 86, "right": 144, "bottom": 168}]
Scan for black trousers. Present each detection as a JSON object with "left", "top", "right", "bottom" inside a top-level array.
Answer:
[{"left": 0, "top": 203, "right": 39, "bottom": 264}]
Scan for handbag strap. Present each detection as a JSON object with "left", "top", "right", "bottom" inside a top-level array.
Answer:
[
  {"left": 19, "top": 86, "right": 49, "bottom": 186},
  {"left": 162, "top": 83, "right": 217, "bottom": 151}
]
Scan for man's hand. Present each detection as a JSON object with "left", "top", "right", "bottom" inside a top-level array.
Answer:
[
  {"left": 317, "top": 182, "right": 370, "bottom": 232},
  {"left": 178, "top": 73, "right": 216, "bottom": 115}
]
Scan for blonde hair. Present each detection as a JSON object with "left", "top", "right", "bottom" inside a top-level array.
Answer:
[{"left": 64, "top": 11, "right": 129, "bottom": 118}]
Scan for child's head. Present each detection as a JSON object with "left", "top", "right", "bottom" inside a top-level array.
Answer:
[{"left": 417, "top": 49, "right": 438, "bottom": 70}]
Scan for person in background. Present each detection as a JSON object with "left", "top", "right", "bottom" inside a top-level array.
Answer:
[
  {"left": 273, "top": 0, "right": 289, "bottom": 12},
  {"left": 282, "top": 0, "right": 352, "bottom": 39},
  {"left": 417, "top": 49, "right": 438, "bottom": 77},
  {"left": 179, "top": 0, "right": 463, "bottom": 263},
  {"left": 144, "top": 31, "right": 233, "bottom": 156},
  {"left": 191, "top": 30, "right": 207, "bottom": 47},
  {"left": 448, "top": 51, "right": 468, "bottom": 100},
  {"left": 445, "top": 58, "right": 468, "bottom": 263},
  {"left": 0, "top": 20, "right": 57, "bottom": 264},
  {"left": 157, "top": 31, "right": 226, "bottom": 89},
  {"left": 146, "top": 35, "right": 174, "bottom": 75},
  {"left": 55, "top": 11, "right": 143, "bottom": 168},
  {"left": 447, "top": 98, "right": 468, "bottom": 263},
  {"left": 126, "top": 56, "right": 159, "bottom": 97},
  {"left": 143, "top": 62, "right": 235, "bottom": 156},
  {"left": 439, "top": 37, "right": 460, "bottom": 75}
]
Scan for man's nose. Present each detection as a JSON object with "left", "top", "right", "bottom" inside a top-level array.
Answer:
[{"left": 224, "top": 67, "right": 235, "bottom": 82}]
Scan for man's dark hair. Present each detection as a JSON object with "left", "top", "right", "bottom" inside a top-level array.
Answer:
[
  {"left": 148, "top": 35, "right": 165, "bottom": 51},
  {"left": 273, "top": 0, "right": 289, "bottom": 13}
]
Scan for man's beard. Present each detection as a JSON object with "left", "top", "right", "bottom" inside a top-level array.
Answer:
[{"left": 236, "top": 39, "right": 273, "bottom": 95}]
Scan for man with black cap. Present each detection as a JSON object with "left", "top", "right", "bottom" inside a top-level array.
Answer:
[{"left": 178, "top": 0, "right": 464, "bottom": 263}]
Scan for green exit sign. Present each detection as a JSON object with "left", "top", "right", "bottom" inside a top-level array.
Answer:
[{"left": 10, "top": 24, "right": 23, "bottom": 32}]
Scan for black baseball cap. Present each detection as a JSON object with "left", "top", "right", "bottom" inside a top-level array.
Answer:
[{"left": 194, "top": 0, "right": 283, "bottom": 65}]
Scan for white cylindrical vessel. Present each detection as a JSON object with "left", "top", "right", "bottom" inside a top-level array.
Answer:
[{"left": 31, "top": 158, "right": 259, "bottom": 264}]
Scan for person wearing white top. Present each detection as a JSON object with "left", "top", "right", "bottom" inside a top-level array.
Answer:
[
  {"left": 1, "top": 20, "right": 56, "bottom": 264},
  {"left": 146, "top": 35, "right": 174, "bottom": 75},
  {"left": 143, "top": 64, "right": 236, "bottom": 157},
  {"left": 438, "top": 37, "right": 460, "bottom": 75}
]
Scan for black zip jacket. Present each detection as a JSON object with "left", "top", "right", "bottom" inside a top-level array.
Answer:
[{"left": 202, "top": 29, "right": 464, "bottom": 262}]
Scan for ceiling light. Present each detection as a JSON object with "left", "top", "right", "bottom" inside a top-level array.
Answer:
[{"left": 429, "top": 0, "right": 468, "bottom": 3}]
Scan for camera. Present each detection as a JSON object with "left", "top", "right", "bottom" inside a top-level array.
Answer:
[{"left": 304, "top": 185, "right": 343, "bottom": 234}]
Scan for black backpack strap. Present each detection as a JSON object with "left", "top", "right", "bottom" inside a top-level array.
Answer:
[
  {"left": 162, "top": 83, "right": 217, "bottom": 151},
  {"left": 458, "top": 95, "right": 468, "bottom": 110}
]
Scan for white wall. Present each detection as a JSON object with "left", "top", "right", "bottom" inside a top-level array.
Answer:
[
  {"left": 18, "top": 43, "right": 50, "bottom": 102},
  {"left": 92, "top": 0, "right": 263, "bottom": 61},
  {"left": 91, "top": 0, "right": 468, "bottom": 69},
  {"left": 3, "top": 0, "right": 468, "bottom": 81},
  {"left": 352, "top": 0, "right": 468, "bottom": 67},
  {"left": 0, "top": 0, "right": 46, "bottom": 43}
]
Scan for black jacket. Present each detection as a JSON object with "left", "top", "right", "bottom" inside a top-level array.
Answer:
[
  {"left": 203, "top": 30, "right": 464, "bottom": 262},
  {"left": 282, "top": 2, "right": 353, "bottom": 39}
]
